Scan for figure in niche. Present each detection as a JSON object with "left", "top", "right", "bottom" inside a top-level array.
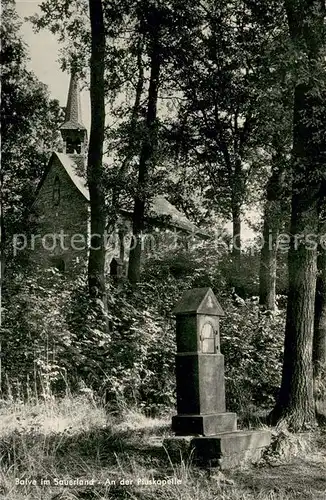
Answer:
[{"left": 201, "top": 322, "right": 216, "bottom": 353}]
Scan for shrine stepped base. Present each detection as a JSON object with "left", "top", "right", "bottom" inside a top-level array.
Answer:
[
  {"left": 172, "top": 412, "right": 237, "bottom": 436},
  {"left": 163, "top": 429, "right": 271, "bottom": 470}
]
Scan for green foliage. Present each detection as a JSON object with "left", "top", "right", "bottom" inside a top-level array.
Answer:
[
  {"left": 2, "top": 0, "right": 325, "bottom": 437},
  {"left": 1, "top": 0, "right": 63, "bottom": 261},
  {"left": 1, "top": 266, "right": 176, "bottom": 411},
  {"left": 166, "top": 0, "right": 286, "bottom": 222},
  {"left": 217, "top": 246, "right": 288, "bottom": 298},
  {"left": 222, "top": 302, "right": 284, "bottom": 412},
  {"left": 1, "top": 269, "right": 78, "bottom": 397},
  {"left": 1, "top": 244, "right": 285, "bottom": 416},
  {"left": 101, "top": 283, "right": 176, "bottom": 413}
]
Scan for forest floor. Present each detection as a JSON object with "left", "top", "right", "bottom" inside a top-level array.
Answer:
[{"left": 0, "top": 396, "right": 325, "bottom": 500}]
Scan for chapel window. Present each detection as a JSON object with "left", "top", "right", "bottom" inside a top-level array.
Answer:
[{"left": 53, "top": 175, "right": 61, "bottom": 206}]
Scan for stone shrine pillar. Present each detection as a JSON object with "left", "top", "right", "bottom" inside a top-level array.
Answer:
[
  {"left": 172, "top": 288, "right": 236, "bottom": 436},
  {"left": 165, "top": 287, "right": 271, "bottom": 469}
]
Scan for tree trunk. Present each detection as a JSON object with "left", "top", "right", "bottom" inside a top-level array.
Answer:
[
  {"left": 270, "top": 82, "right": 320, "bottom": 430},
  {"left": 128, "top": 15, "right": 161, "bottom": 284},
  {"left": 313, "top": 244, "right": 326, "bottom": 418},
  {"left": 259, "top": 159, "right": 285, "bottom": 310},
  {"left": 87, "top": 0, "right": 106, "bottom": 301},
  {"left": 270, "top": 0, "right": 326, "bottom": 431},
  {"left": 271, "top": 214, "right": 318, "bottom": 430}
]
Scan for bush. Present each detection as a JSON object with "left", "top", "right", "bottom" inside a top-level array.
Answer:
[
  {"left": 1, "top": 266, "right": 176, "bottom": 414},
  {"left": 1, "top": 243, "right": 285, "bottom": 417},
  {"left": 1, "top": 269, "right": 77, "bottom": 398},
  {"left": 222, "top": 301, "right": 284, "bottom": 412}
]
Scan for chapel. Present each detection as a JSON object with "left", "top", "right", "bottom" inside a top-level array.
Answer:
[{"left": 31, "top": 74, "right": 206, "bottom": 275}]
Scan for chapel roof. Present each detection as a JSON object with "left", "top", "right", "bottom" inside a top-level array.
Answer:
[
  {"left": 53, "top": 152, "right": 209, "bottom": 237},
  {"left": 55, "top": 152, "right": 89, "bottom": 199}
]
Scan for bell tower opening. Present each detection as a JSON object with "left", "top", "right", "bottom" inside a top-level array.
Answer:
[{"left": 66, "top": 136, "right": 82, "bottom": 154}]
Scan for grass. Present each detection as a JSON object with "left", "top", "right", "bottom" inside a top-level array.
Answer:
[{"left": 0, "top": 396, "right": 325, "bottom": 499}]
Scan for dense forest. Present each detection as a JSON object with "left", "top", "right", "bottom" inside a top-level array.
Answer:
[{"left": 1, "top": 0, "right": 326, "bottom": 438}]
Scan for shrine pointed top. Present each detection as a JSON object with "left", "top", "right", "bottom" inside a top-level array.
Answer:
[{"left": 173, "top": 288, "right": 224, "bottom": 316}]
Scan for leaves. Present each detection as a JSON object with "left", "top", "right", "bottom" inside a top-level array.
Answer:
[{"left": 1, "top": 1, "right": 63, "bottom": 263}]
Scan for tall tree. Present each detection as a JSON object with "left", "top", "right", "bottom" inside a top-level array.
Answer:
[
  {"left": 124, "top": 0, "right": 202, "bottom": 283},
  {"left": 127, "top": 3, "right": 162, "bottom": 284},
  {"left": 271, "top": 0, "right": 326, "bottom": 430},
  {"left": 313, "top": 243, "right": 326, "bottom": 419},
  {"left": 87, "top": 0, "right": 106, "bottom": 301}
]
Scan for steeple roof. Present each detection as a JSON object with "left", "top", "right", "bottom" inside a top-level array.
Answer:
[{"left": 60, "top": 72, "right": 86, "bottom": 131}]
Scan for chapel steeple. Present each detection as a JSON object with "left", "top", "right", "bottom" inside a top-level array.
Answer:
[{"left": 60, "top": 72, "right": 87, "bottom": 172}]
